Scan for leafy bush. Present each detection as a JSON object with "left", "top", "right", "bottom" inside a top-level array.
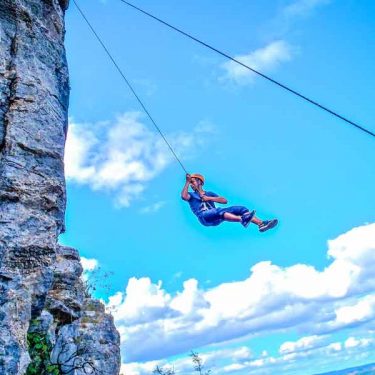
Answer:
[{"left": 26, "top": 332, "right": 59, "bottom": 375}]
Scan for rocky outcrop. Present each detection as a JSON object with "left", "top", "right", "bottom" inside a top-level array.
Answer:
[
  {"left": 0, "top": 1, "right": 121, "bottom": 374},
  {"left": 46, "top": 246, "right": 85, "bottom": 324},
  {"left": 51, "top": 299, "right": 121, "bottom": 375},
  {"left": 44, "top": 246, "right": 120, "bottom": 375}
]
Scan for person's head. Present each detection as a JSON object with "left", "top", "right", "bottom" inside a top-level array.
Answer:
[{"left": 190, "top": 173, "right": 205, "bottom": 191}]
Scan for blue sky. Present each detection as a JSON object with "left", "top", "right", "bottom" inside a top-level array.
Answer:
[{"left": 61, "top": 0, "right": 375, "bottom": 373}]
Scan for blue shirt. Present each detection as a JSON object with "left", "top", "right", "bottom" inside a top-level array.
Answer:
[{"left": 187, "top": 191, "right": 219, "bottom": 217}]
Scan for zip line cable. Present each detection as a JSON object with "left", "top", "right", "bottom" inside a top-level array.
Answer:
[
  {"left": 72, "top": 0, "right": 189, "bottom": 174},
  {"left": 119, "top": 0, "right": 375, "bottom": 140}
]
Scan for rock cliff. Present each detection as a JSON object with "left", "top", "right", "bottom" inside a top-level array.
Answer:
[{"left": 0, "top": 1, "right": 121, "bottom": 374}]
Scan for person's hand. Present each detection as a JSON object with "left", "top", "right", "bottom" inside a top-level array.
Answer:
[
  {"left": 200, "top": 194, "right": 210, "bottom": 202},
  {"left": 186, "top": 173, "right": 191, "bottom": 183}
]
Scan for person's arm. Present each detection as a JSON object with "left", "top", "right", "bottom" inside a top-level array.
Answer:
[
  {"left": 200, "top": 192, "right": 228, "bottom": 205},
  {"left": 181, "top": 174, "right": 191, "bottom": 201}
]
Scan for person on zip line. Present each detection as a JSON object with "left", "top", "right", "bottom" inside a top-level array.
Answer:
[{"left": 181, "top": 173, "right": 278, "bottom": 231}]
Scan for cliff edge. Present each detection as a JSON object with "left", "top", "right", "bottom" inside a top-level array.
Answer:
[{"left": 0, "top": 1, "right": 121, "bottom": 373}]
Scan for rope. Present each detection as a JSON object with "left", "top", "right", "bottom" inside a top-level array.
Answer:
[
  {"left": 72, "top": 0, "right": 189, "bottom": 174},
  {"left": 119, "top": 0, "right": 375, "bottom": 140}
]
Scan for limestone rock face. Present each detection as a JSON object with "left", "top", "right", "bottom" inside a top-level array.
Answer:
[
  {"left": 0, "top": 272, "right": 31, "bottom": 374},
  {"left": 46, "top": 245, "right": 85, "bottom": 324},
  {"left": 51, "top": 299, "right": 121, "bottom": 375},
  {"left": 43, "top": 247, "right": 120, "bottom": 375},
  {"left": 0, "top": 0, "right": 69, "bottom": 372},
  {"left": 0, "top": 1, "right": 121, "bottom": 373}
]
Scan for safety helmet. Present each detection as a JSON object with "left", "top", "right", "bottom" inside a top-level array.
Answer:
[{"left": 190, "top": 173, "right": 205, "bottom": 185}]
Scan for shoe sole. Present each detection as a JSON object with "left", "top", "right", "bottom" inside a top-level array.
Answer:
[{"left": 259, "top": 219, "right": 278, "bottom": 232}]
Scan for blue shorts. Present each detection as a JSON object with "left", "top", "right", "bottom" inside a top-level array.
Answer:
[{"left": 197, "top": 206, "right": 249, "bottom": 226}]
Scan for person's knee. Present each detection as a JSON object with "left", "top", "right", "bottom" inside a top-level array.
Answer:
[
  {"left": 228, "top": 206, "right": 248, "bottom": 216},
  {"left": 241, "top": 206, "right": 249, "bottom": 215}
]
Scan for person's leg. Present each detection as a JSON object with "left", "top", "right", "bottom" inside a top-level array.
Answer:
[
  {"left": 251, "top": 216, "right": 263, "bottom": 226},
  {"left": 207, "top": 206, "right": 277, "bottom": 231},
  {"left": 223, "top": 212, "right": 242, "bottom": 222},
  {"left": 250, "top": 215, "right": 278, "bottom": 231},
  {"left": 220, "top": 207, "right": 271, "bottom": 229},
  {"left": 202, "top": 207, "right": 247, "bottom": 224},
  {"left": 199, "top": 209, "right": 223, "bottom": 226},
  {"left": 218, "top": 206, "right": 254, "bottom": 226},
  {"left": 224, "top": 206, "right": 249, "bottom": 217}
]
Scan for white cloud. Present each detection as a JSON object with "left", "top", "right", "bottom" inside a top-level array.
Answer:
[
  {"left": 64, "top": 120, "right": 98, "bottom": 182},
  {"left": 139, "top": 201, "right": 166, "bottom": 214},
  {"left": 279, "top": 335, "right": 325, "bottom": 354},
  {"left": 344, "top": 336, "right": 373, "bottom": 350},
  {"left": 283, "top": 0, "right": 331, "bottom": 18},
  {"left": 335, "top": 295, "right": 375, "bottom": 326},
  {"left": 80, "top": 256, "right": 99, "bottom": 283},
  {"left": 170, "top": 279, "right": 209, "bottom": 315},
  {"left": 80, "top": 256, "right": 99, "bottom": 272},
  {"left": 327, "top": 342, "right": 342, "bottom": 352},
  {"left": 224, "top": 1, "right": 331, "bottom": 87},
  {"left": 121, "top": 346, "right": 252, "bottom": 375},
  {"left": 120, "top": 360, "right": 163, "bottom": 375},
  {"left": 105, "top": 223, "right": 375, "bottom": 366},
  {"left": 65, "top": 113, "right": 214, "bottom": 207},
  {"left": 225, "top": 335, "right": 374, "bottom": 375},
  {"left": 220, "top": 40, "right": 293, "bottom": 85},
  {"left": 120, "top": 334, "right": 375, "bottom": 375},
  {"left": 107, "top": 277, "right": 176, "bottom": 326}
]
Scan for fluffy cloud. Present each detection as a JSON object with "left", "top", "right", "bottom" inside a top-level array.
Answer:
[
  {"left": 221, "top": 334, "right": 375, "bottom": 374},
  {"left": 80, "top": 256, "right": 99, "bottom": 272},
  {"left": 121, "top": 345, "right": 252, "bottom": 375},
  {"left": 344, "top": 336, "right": 373, "bottom": 349},
  {"left": 65, "top": 113, "right": 214, "bottom": 207},
  {"left": 110, "top": 277, "right": 175, "bottom": 326},
  {"left": 218, "top": 1, "right": 331, "bottom": 87},
  {"left": 80, "top": 256, "right": 99, "bottom": 282},
  {"left": 335, "top": 295, "right": 375, "bottom": 326},
  {"left": 120, "top": 360, "right": 162, "bottom": 375},
  {"left": 120, "top": 334, "right": 375, "bottom": 375},
  {"left": 220, "top": 40, "right": 293, "bottom": 85},
  {"left": 106, "top": 223, "right": 375, "bottom": 368},
  {"left": 279, "top": 335, "right": 326, "bottom": 354}
]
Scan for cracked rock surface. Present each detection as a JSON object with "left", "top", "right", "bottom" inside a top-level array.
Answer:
[{"left": 0, "top": 1, "right": 121, "bottom": 373}]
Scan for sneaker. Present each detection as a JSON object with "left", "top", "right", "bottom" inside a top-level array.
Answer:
[
  {"left": 259, "top": 219, "right": 278, "bottom": 232},
  {"left": 241, "top": 210, "right": 256, "bottom": 228}
]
